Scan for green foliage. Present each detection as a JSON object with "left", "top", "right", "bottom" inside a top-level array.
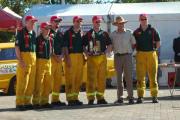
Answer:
[{"left": 0, "top": 32, "right": 15, "bottom": 43}]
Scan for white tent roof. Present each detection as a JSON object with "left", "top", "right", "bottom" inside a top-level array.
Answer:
[
  {"left": 25, "top": 4, "right": 112, "bottom": 23},
  {"left": 109, "top": 2, "right": 180, "bottom": 15},
  {"left": 27, "top": 4, "right": 112, "bottom": 17},
  {"left": 26, "top": 2, "right": 180, "bottom": 17}
]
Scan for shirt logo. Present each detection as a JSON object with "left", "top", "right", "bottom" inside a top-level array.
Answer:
[{"left": 72, "top": 34, "right": 76, "bottom": 38}]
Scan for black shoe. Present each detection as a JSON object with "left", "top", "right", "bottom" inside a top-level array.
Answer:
[
  {"left": 88, "top": 100, "right": 94, "bottom": 105},
  {"left": 16, "top": 105, "right": 26, "bottom": 111},
  {"left": 128, "top": 98, "right": 135, "bottom": 104},
  {"left": 97, "top": 99, "right": 108, "bottom": 104},
  {"left": 68, "top": 100, "right": 75, "bottom": 106},
  {"left": 75, "top": 100, "right": 83, "bottom": 105},
  {"left": 51, "top": 101, "right": 66, "bottom": 106},
  {"left": 114, "top": 99, "right": 123, "bottom": 104},
  {"left": 152, "top": 97, "right": 159, "bottom": 103},
  {"left": 23, "top": 104, "right": 34, "bottom": 110},
  {"left": 33, "top": 104, "right": 41, "bottom": 109},
  {"left": 41, "top": 103, "right": 52, "bottom": 108},
  {"left": 136, "top": 97, "right": 144, "bottom": 104}
]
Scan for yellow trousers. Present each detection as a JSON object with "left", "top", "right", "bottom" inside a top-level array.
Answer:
[
  {"left": 32, "top": 59, "right": 52, "bottom": 105},
  {"left": 86, "top": 55, "right": 107, "bottom": 101},
  {"left": 65, "top": 53, "right": 84, "bottom": 101},
  {"left": 51, "top": 56, "right": 63, "bottom": 103},
  {"left": 16, "top": 52, "right": 36, "bottom": 106},
  {"left": 136, "top": 51, "right": 158, "bottom": 97}
]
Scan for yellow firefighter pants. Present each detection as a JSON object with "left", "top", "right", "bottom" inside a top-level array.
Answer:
[
  {"left": 86, "top": 55, "right": 107, "bottom": 101},
  {"left": 136, "top": 51, "right": 158, "bottom": 97},
  {"left": 16, "top": 52, "right": 36, "bottom": 106},
  {"left": 32, "top": 59, "right": 52, "bottom": 105},
  {"left": 51, "top": 56, "right": 63, "bottom": 103},
  {"left": 65, "top": 53, "right": 84, "bottom": 101}
]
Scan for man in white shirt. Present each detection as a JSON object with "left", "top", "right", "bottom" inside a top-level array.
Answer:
[{"left": 110, "top": 16, "right": 136, "bottom": 104}]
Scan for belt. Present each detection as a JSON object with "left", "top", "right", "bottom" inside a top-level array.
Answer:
[
  {"left": 115, "top": 53, "right": 130, "bottom": 56},
  {"left": 89, "top": 52, "right": 105, "bottom": 56}
]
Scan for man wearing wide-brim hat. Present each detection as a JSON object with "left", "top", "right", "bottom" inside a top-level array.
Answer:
[
  {"left": 110, "top": 16, "right": 136, "bottom": 104},
  {"left": 112, "top": 16, "right": 128, "bottom": 25}
]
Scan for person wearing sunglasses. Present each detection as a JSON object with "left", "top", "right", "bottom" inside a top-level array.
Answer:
[
  {"left": 49, "top": 16, "right": 66, "bottom": 107},
  {"left": 83, "top": 16, "right": 112, "bottom": 105},
  {"left": 133, "top": 14, "right": 161, "bottom": 103},
  {"left": 63, "top": 16, "right": 84, "bottom": 106},
  {"left": 33, "top": 22, "right": 53, "bottom": 108},
  {"left": 110, "top": 16, "right": 136, "bottom": 104}
]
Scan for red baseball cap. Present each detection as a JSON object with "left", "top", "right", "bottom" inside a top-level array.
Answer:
[
  {"left": 139, "top": 13, "right": 148, "bottom": 19},
  {"left": 50, "top": 16, "right": 62, "bottom": 22},
  {"left": 92, "top": 16, "right": 102, "bottom": 22},
  {"left": 40, "top": 22, "right": 51, "bottom": 29},
  {"left": 25, "top": 15, "right": 38, "bottom": 22},
  {"left": 73, "top": 16, "right": 83, "bottom": 22}
]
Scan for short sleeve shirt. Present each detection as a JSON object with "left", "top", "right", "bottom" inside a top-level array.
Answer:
[
  {"left": 133, "top": 24, "right": 160, "bottom": 51},
  {"left": 63, "top": 26, "right": 84, "bottom": 53},
  {"left": 15, "top": 27, "right": 36, "bottom": 52},
  {"left": 83, "top": 29, "right": 112, "bottom": 53},
  {"left": 110, "top": 29, "right": 136, "bottom": 54},
  {"left": 50, "top": 29, "right": 64, "bottom": 55},
  {"left": 36, "top": 34, "right": 52, "bottom": 59}
]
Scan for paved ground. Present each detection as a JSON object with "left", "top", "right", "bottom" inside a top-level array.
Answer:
[{"left": 0, "top": 88, "right": 180, "bottom": 120}]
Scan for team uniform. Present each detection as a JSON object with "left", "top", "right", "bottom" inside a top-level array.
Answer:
[
  {"left": 133, "top": 24, "right": 160, "bottom": 98},
  {"left": 83, "top": 29, "right": 112, "bottom": 104},
  {"left": 64, "top": 26, "right": 84, "bottom": 105},
  {"left": 15, "top": 27, "right": 36, "bottom": 108},
  {"left": 50, "top": 29, "right": 66, "bottom": 105},
  {"left": 33, "top": 33, "right": 52, "bottom": 107}
]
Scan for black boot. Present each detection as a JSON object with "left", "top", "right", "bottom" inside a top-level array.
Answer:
[
  {"left": 88, "top": 100, "right": 94, "bottom": 105},
  {"left": 97, "top": 99, "right": 108, "bottom": 104},
  {"left": 152, "top": 97, "right": 159, "bottom": 103},
  {"left": 136, "top": 97, "right": 144, "bottom": 104},
  {"left": 51, "top": 101, "right": 66, "bottom": 106}
]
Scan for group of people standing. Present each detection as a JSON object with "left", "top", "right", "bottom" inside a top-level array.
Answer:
[{"left": 15, "top": 13, "right": 160, "bottom": 111}]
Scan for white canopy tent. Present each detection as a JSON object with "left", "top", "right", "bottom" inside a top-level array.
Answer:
[
  {"left": 25, "top": 2, "right": 180, "bottom": 60},
  {"left": 25, "top": 2, "right": 180, "bottom": 86}
]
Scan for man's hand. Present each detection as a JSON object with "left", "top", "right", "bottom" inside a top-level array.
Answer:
[
  {"left": 65, "top": 56, "right": 71, "bottom": 68},
  {"left": 18, "top": 59, "right": 26, "bottom": 69},
  {"left": 54, "top": 55, "right": 63, "bottom": 63}
]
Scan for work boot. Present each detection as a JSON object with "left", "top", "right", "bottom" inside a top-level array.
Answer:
[
  {"left": 128, "top": 98, "right": 135, "bottom": 104},
  {"left": 152, "top": 97, "right": 159, "bottom": 103},
  {"left": 136, "top": 97, "right": 144, "bottom": 104},
  {"left": 68, "top": 100, "right": 76, "bottom": 106},
  {"left": 16, "top": 105, "right": 26, "bottom": 111},
  {"left": 41, "top": 103, "right": 52, "bottom": 108},
  {"left": 33, "top": 104, "right": 41, "bottom": 109},
  {"left": 88, "top": 100, "right": 94, "bottom": 105},
  {"left": 114, "top": 99, "right": 123, "bottom": 104},
  {"left": 75, "top": 100, "right": 83, "bottom": 106},
  {"left": 23, "top": 104, "right": 34, "bottom": 110},
  {"left": 97, "top": 99, "right": 108, "bottom": 104},
  {"left": 51, "top": 101, "right": 66, "bottom": 106}
]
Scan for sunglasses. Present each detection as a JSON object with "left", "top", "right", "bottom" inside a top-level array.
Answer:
[
  {"left": 140, "top": 19, "right": 147, "bottom": 21},
  {"left": 44, "top": 27, "right": 50, "bottom": 30},
  {"left": 96, "top": 21, "right": 101, "bottom": 24},
  {"left": 75, "top": 20, "right": 82, "bottom": 23}
]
